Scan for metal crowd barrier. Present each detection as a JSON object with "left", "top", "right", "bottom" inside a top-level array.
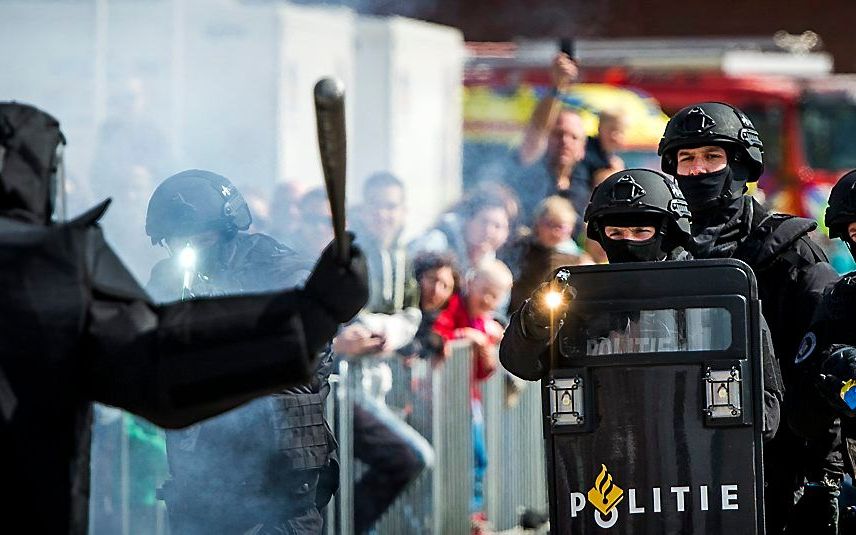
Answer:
[
  {"left": 88, "top": 344, "right": 548, "bottom": 535},
  {"left": 326, "top": 368, "right": 352, "bottom": 534},
  {"left": 430, "top": 340, "right": 476, "bottom": 535},
  {"left": 482, "top": 371, "right": 549, "bottom": 531},
  {"left": 327, "top": 340, "right": 474, "bottom": 535},
  {"left": 326, "top": 342, "right": 549, "bottom": 534}
]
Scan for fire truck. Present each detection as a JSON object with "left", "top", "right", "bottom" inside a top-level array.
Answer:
[{"left": 464, "top": 37, "right": 856, "bottom": 231}]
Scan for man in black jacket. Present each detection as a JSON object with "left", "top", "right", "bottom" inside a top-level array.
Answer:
[
  {"left": 657, "top": 102, "right": 840, "bottom": 534},
  {"left": 788, "top": 169, "right": 856, "bottom": 534},
  {"left": 145, "top": 169, "right": 341, "bottom": 534},
  {"left": 0, "top": 102, "right": 368, "bottom": 534}
]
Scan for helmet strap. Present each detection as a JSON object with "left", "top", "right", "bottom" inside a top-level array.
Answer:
[
  {"left": 724, "top": 152, "right": 751, "bottom": 199},
  {"left": 659, "top": 217, "right": 683, "bottom": 257}
]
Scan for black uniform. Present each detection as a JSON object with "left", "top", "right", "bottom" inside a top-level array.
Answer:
[
  {"left": 658, "top": 102, "right": 840, "bottom": 533},
  {"left": 501, "top": 169, "right": 696, "bottom": 380},
  {"left": 0, "top": 102, "right": 368, "bottom": 534},
  {"left": 500, "top": 169, "right": 784, "bottom": 440},
  {"left": 145, "top": 170, "right": 341, "bottom": 534},
  {"left": 786, "top": 169, "right": 856, "bottom": 534},
  {"left": 790, "top": 274, "right": 856, "bottom": 534}
]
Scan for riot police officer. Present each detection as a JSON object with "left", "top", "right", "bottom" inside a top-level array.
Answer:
[
  {"left": 145, "top": 169, "right": 339, "bottom": 534},
  {"left": 145, "top": 169, "right": 311, "bottom": 300},
  {"left": 583, "top": 167, "right": 694, "bottom": 263},
  {"left": 0, "top": 102, "right": 368, "bottom": 534},
  {"left": 500, "top": 168, "right": 783, "bottom": 440},
  {"left": 658, "top": 102, "right": 839, "bottom": 533},
  {"left": 789, "top": 169, "right": 856, "bottom": 534},
  {"left": 503, "top": 168, "right": 786, "bottom": 533},
  {"left": 500, "top": 169, "right": 694, "bottom": 379}
]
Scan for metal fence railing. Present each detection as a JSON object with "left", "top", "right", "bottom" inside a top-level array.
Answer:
[
  {"left": 326, "top": 341, "right": 549, "bottom": 534},
  {"left": 430, "top": 341, "right": 475, "bottom": 535},
  {"left": 326, "top": 366, "right": 352, "bottom": 535},
  {"left": 89, "top": 342, "right": 550, "bottom": 535},
  {"left": 327, "top": 340, "right": 474, "bottom": 535},
  {"left": 482, "top": 372, "right": 549, "bottom": 531}
]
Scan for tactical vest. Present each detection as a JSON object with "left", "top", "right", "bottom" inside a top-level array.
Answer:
[
  {"left": 732, "top": 214, "right": 826, "bottom": 275},
  {"left": 731, "top": 213, "right": 823, "bottom": 395}
]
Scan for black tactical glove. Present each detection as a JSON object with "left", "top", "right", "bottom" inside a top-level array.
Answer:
[
  {"left": 520, "top": 277, "right": 576, "bottom": 341},
  {"left": 816, "top": 345, "right": 856, "bottom": 418},
  {"left": 304, "top": 233, "right": 369, "bottom": 323},
  {"left": 788, "top": 475, "right": 841, "bottom": 535}
]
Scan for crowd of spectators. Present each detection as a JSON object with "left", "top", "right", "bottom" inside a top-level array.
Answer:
[
  {"left": 79, "top": 45, "right": 856, "bottom": 535},
  {"left": 247, "top": 56, "right": 618, "bottom": 530},
  {"left": 183, "top": 51, "right": 624, "bottom": 532}
]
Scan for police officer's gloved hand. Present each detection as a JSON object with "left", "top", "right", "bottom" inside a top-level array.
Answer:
[
  {"left": 520, "top": 281, "right": 575, "bottom": 341},
  {"left": 789, "top": 473, "right": 842, "bottom": 535},
  {"left": 816, "top": 345, "right": 856, "bottom": 417},
  {"left": 305, "top": 233, "right": 369, "bottom": 323}
]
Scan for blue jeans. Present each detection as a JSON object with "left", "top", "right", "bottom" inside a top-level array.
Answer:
[
  {"left": 352, "top": 396, "right": 434, "bottom": 534},
  {"left": 472, "top": 399, "right": 488, "bottom": 512}
]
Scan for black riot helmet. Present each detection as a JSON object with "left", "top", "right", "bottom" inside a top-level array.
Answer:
[
  {"left": 0, "top": 102, "right": 67, "bottom": 225},
  {"left": 585, "top": 168, "right": 692, "bottom": 262},
  {"left": 825, "top": 170, "right": 856, "bottom": 260},
  {"left": 658, "top": 102, "right": 764, "bottom": 182},
  {"left": 145, "top": 169, "right": 252, "bottom": 245}
]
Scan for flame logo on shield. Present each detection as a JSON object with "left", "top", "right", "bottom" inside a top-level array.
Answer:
[{"left": 587, "top": 464, "right": 625, "bottom": 515}]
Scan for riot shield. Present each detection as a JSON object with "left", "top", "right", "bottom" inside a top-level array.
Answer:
[{"left": 543, "top": 259, "right": 764, "bottom": 534}]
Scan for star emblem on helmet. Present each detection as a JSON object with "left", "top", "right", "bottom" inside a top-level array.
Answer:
[
  {"left": 221, "top": 185, "right": 231, "bottom": 197},
  {"left": 681, "top": 107, "right": 716, "bottom": 134},
  {"left": 611, "top": 175, "right": 646, "bottom": 204}
]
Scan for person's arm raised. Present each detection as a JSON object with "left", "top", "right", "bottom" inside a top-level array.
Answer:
[{"left": 518, "top": 53, "right": 578, "bottom": 166}]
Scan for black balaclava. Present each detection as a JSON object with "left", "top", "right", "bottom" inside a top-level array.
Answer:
[
  {"left": 673, "top": 144, "right": 751, "bottom": 216},
  {"left": 598, "top": 213, "right": 669, "bottom": 263},
  {"left": 676, "top": 166, "right": 732, "bottom": 214},
  {"left": 676, "top": 158, "right": 755, "bottom": 258}
]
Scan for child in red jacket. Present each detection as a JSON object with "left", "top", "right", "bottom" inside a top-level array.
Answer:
[
  {"left": 432, "top": 259, "right": 512, "bottom": 386},
  {"left": 432, "top": 258, "right": 513, "bottom": 512}
]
